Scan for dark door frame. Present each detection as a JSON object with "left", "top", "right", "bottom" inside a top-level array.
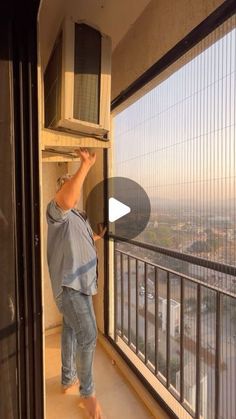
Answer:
[{"left": 0, "top": 1, "right": 43, "bottom": 418}]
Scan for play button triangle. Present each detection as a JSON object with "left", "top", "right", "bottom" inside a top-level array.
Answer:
[
  {"left": 109, "top": 197, "right": 131, "bottom": 222},
  {"left": 86, "top": 176, "right": 151, "bottom": 240}
]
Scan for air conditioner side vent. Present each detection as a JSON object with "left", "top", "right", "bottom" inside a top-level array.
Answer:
[{"left": 44, "top": 32, "right": 62, "bottom": 128}]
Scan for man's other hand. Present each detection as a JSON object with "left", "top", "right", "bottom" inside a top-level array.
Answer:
[{"left": 93, "top": 225, "right": 107, "bottom": 242}]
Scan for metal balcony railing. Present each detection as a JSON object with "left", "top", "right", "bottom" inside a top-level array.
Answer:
[{"left": 112, "top": 237, "right": 236, "bottom": 419}]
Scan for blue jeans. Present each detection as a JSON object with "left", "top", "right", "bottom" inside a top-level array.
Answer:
[{"left": 57, "top": 287, "right": 97, "bottom": 397}]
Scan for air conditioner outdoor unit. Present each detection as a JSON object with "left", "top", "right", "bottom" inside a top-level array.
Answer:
[{"left": 44, "top": 19, "right": 111, "bottom": 138}]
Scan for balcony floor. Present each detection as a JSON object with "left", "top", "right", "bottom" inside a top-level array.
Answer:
[{"left": 45, "top": 333, "right": 156, "bottom": 419}]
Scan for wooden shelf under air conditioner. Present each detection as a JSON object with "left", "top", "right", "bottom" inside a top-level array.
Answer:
[{"left": 41, "top": 128, "right": 111, "bottom": 162}]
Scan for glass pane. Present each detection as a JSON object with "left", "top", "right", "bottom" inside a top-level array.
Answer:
[
  {"left": 169, "top": 275, "right": 181, "bottom": 391},
  {"left": 146, "top": 264, "right": 155, "bottom": 365},
  {"left": 130, "top": 257, "right": 137, "bottom": 347},
  {"left": 122, "top": 255, "right": 129, "bottom": 338},
  {"left": 157, "top": 269, "right": 167, "bottom": 381},
  {"left": 220, "top": 296, "right": 236, "bottom": 419},
  {"left": 137, "top": 260, "right": 145, "bottom": 356},
  {"left": 115, "top": 249, "right": 121, "bottom": 333},
  {"left": 183, "top": 281, "right": 197, "bottom": 414},
  {"left": 200, "top": 287, "right": 216, "bottom": 419}
]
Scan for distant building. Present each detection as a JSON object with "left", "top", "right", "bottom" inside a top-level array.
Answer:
[
  {"left": 154, "top": 221, "right": 159, "bottom": 228},
  {"left": 159, "top": 297, "right": 180, "bottom": 337},
  {"left": 227, "top": 228, "right": 236, "bottom": 241},
  {"left": 211, "top": 227, "right": 226, "bottom": 237},
  {"left": 187, "top": 240, "right": 211, "bottom": 253},
  {"left": 172, "top": 222, "right": 185, "bottom": 231}
]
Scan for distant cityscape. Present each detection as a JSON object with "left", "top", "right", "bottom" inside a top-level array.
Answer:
[{"left": 142, "top": 206, "right": 236, "bottom": 267}]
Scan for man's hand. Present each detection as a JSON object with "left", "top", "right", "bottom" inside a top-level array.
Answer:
[
  {"left": 77, "top": 148, "right": 96, "bottom": 167},
  {"left": 93, "top": 225, "right": 107, "bottom": 242}
]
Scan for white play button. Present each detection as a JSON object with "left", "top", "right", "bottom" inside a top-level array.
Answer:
[
  {"left": 86, "top": 177, "right": 151, "bottom": 239},
  {"left": 108, "top": 197, "right": 131, "bottom": 222}
]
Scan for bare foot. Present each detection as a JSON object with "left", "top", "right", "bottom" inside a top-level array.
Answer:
[
  {"left": 62, "top": 379, "right": 79, "bottom": 394},
  {"left": 80, "top": 395, "right": 102, "bottom": 419}
]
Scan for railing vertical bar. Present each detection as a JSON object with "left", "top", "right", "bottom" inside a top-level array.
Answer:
[
  {"left": 166, "top": 272, "right": 171, "bottom": 388},
  {"left": 128, "top": 256, "right": 131, "bottom": 346},
  {"left": 155, "top": 267, "right": 159, "bottom": 375},
  {"left": 144, "top": 263, "right": 148, "bottom": 364},
  {"left": 136, "top": 259, "right": 139, "bottom": 354},
  {"left": 215, "top": 292, "right": 221, "bottom": 419},
  {"left": 195, "top": 284, "right": 201, "bottom": 419},
  {"left": 114, "top": 247, "right": 118, "bottom": 341},
  {"left": 120, "top": 252, "right": 124, "bottom": 337},
  {"left": 180, "top": 277, "right": 185, "bottom": 402}
]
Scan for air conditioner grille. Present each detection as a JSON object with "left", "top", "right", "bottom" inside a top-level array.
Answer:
[{"left": 74, "top": 23, "right": 101, "bottom": 124}]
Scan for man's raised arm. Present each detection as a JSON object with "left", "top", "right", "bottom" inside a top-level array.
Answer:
[{"left": 55, "top": 148, "right": 96, "bottom": 210}]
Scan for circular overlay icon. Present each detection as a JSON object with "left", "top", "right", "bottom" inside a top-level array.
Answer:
[{"left": 85, "top": 176, "right": 151, "bottom": 240}]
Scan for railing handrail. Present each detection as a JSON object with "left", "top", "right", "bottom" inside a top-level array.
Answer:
[
  {"left": 109, "top": 233, "right": 236, "bottom": 277},
  {"left": 115, "top": 247, "right": 236, "bottom": 299}
]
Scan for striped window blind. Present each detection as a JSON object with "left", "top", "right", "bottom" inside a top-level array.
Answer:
[{"left": 112, "top": 14, "right": 236, "bottom": 419}]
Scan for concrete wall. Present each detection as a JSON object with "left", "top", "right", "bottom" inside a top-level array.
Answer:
[{"left": 111, "top": 0, "right": 224, "bottom": 100}]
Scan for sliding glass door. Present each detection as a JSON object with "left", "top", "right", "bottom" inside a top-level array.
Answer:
[{"left": 0, "top": 22, "right": 18, "bottom": 419}]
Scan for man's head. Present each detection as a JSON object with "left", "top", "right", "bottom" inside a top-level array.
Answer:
[{"left": 56, "top": 174, "right": 72, "bottom": 192}]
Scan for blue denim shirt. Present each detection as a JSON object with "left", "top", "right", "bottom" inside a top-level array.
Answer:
[{"left": 46, "top": 200, "right": 98, "bottom": 303}]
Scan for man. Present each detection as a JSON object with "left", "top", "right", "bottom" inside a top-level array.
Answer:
[{"left": 46, "top": 148, "right": 105, "bottom": 419}]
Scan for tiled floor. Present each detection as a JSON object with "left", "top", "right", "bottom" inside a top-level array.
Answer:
[{"left": 45, "top": 333, "right": 156, "bottom": 419}]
